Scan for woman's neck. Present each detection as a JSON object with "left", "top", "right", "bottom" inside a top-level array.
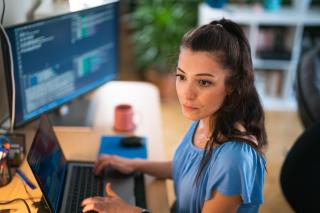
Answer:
[
  {"left": 199, "top": 117, "right": 214, "bottom": 136},
  {"left": 193, "top": 118, "right": 215, "bottom": 149}
]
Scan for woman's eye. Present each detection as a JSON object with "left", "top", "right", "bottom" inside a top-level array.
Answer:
[
  {"left": 198, "top": 80, "right": 212, "bottom": 87},
  {"left": 176, "top": 74, "right": 186, "bottom": 81}
]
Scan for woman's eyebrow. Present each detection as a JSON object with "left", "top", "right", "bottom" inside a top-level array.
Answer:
[
  {"left": 177, "top": 67, "right": 215, "bottom": 78},
  {"left": 195, "top": 73, "right": 215, "bottom": 78},
  {"left": 176, "top": 67, "right": 185, "bottom": 73}
]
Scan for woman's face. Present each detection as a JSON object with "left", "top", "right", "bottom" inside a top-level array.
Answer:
[{"left": 176, "top": 48, "right": 229, "bottom": 121}]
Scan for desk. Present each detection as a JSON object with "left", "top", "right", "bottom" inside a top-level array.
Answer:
[{"left": 0, "top": 81, "right": 170, "bottom": 213}]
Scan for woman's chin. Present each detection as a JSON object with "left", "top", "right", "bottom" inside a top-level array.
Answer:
[{"left": 182, "top": 111, "right": 200, "bottom": 121}]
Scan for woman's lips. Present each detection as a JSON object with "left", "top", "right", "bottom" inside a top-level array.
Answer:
[{"left": 183, "top": 104, "right": 198, "bottom": 111}]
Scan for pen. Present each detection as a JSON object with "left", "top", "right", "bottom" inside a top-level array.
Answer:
[{"left": 15, "top": 168, "right": 36, "bottom": 190}]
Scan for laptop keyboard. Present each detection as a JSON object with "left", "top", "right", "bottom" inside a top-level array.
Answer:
[{"left": 65, "top": 166, "right": 104, "bottom": 213}]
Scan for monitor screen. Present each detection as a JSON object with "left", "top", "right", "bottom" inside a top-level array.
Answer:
[
  {"left": 5, "top": 2, "right": 118, "bottom": 127},
  {"left": 27, "top": 115, "right": 67, "bottom": 213}
]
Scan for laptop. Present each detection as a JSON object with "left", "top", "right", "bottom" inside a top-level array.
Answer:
[{"left": 27, "top": 115, "right": 145, "bottom": 213}]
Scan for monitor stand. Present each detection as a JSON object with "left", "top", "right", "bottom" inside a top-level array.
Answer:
[
  {"left": 0, "top": 117, "right": 10, "bottom": 133},
  {"left": 48, "top": 99, "right": 96, "bottom": 127}
]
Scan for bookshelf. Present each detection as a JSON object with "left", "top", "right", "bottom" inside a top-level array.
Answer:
[{"left": 198, "top": 3, "right": 320, "bottom": 111}]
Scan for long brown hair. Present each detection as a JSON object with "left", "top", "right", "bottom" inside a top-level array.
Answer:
[{"left": 180, "top": 18, "right": 267, "bottom": 183}]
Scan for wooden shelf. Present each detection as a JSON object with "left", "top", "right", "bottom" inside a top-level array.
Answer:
[
  {"left": 199, "top": 4, "right": 320, "bottom": 26},
  {"left": 253, "top": 59, "right": 291, "bottom": 70},
  {"left": 260, "top": 95, "right": 297, "bottom": 111}
]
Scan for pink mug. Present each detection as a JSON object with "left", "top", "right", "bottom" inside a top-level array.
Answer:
[{"left": 113, "top": 104, "right": 135, "bottom": 132}]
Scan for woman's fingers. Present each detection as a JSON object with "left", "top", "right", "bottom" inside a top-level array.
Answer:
[
  {"left": 93, "top": 155, "right": 134, "bottom": 175},
  {"left": 81, "top": 196, "right": 108, "bottom": 212},
  {"left": 94, "top": 155, "right": 112, "bottom": 175},
  {"left": 81, "top": 188, "right": 134, "bottom": 213},
  {"left": 106, "top": 183, "right": 119, "bottom": 198},
  {"left": 81, "top": 196, "right": 105, "bottom": 206},
  {"left": 82, "top": 202, "right": 103, "bottom": 212}
]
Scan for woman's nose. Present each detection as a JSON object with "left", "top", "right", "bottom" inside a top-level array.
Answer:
[{"left": 184, "top": 83, "right": 197, "bottom": 100}]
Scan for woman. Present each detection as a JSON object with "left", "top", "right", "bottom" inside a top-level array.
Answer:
[{"left": 82, "top": 18, "right": 267, "bottom": 213}]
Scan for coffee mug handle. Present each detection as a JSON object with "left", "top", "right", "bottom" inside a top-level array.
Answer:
[{"left": 133, "top": 111, "right": 143, "bottom": 128}]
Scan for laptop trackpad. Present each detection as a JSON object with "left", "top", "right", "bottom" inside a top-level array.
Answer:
[{"left": 103, "top": 168, "right": 136, "bottom": 205}]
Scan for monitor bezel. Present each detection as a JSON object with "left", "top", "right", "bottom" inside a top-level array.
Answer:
[
  {"left": 0, "top": 29, "right": 13, "bottom": 125},
  {"left": 4, "top": 1, "right": 119, "bottom": 127}
]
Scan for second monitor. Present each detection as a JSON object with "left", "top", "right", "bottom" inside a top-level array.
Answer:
[{"left": 4, "top": 1, "right": 119, "bottom": 127}]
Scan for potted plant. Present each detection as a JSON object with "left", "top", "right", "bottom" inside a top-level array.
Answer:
[{"left": 130, "top": 0, "right": 200, "bottom": 101}]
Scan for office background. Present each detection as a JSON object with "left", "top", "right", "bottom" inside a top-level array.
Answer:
[
  {"left": 113, "top": 1, "right": 319, "bottom": 212},
  {"left": 117, "top": 1, "right": 318, "bottom": 211}
]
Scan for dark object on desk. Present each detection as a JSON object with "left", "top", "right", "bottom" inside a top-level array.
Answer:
[
  {"left": 28, "top": 115, "right": 146, "bottom": 213},
  {"left": 280, "top": 122, "right": 320, "bottom": 213},
  {"left": 0, "top": 157, "right": 11, "bottom": 187},
  {"left": 134, "top": 172, "right": 147, "bottom": 209},
  {"left": 27, "top": 115, "right": 105, "bottom": 213},
  {"left": 296, "top": 45, "right": 320, "bottom": 128},
  {"left": 120, "top": 136, "right": 145, "bottom": 148},
  {"left": 4, "top": 133, "right": 25, "bottom": 167},
  {"left": 0, "top": 135, "right": 11, "bottom": 187}
]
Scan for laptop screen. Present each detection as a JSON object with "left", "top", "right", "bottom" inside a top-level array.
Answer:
[{"left": 27, "top": 115, "right": 67, "bottom": 213}]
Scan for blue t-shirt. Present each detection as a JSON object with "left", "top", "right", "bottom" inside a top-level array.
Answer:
[{"left": 173, "top": 122, "right": 266, "bottom": 213}]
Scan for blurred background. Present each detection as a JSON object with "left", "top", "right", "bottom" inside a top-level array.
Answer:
[
  {"left": 120, "top": 1, "right": 320, "bottom": 212},
  {"left": 116, "top": 1, "right": 319, "bottom": 211},
  {"left": 2, "top": 0, "right": 320, "bottom": 212}
]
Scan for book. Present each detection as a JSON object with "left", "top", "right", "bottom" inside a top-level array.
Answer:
[{"left": 255, "top": 69, "right": 284, "bottom": 97}]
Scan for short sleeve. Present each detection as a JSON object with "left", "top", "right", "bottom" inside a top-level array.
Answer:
[{"left": 205, "top": 142, "right": 265, "bottom": 204}]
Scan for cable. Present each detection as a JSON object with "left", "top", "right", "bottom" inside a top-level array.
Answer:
[
  {"left": 20, "top": 176, "right": 38, "bottom": 205},
  {"left": 0, "top": 0, "right": 8, "bottom": 131},
  {"left": 1, "top": 0, "right": 4, "bottom": 25},
  {"left": 0, "top": 24, "right": 15, "bottom": 133},
  {"left": 0, "top": 198, "right": 31, "bottom": 213}
]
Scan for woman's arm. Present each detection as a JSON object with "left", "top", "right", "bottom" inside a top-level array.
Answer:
[
  {"left": 134, "top": 159, "right": 172, "bottom": 179},
  {"left": 202, "top": 190, "right": 242, "bottom": 213},
  {"left": 93, "top": 154, "right": 172, "bottom": 179}
]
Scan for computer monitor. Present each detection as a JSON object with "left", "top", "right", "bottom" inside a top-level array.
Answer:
[{"left": 4, "top": 1, "right": 119, "bottom": 127}]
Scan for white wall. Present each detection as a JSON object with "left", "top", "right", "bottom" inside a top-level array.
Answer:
[{"left": 1, "top": 0, "right": 40, "bottom": 26}]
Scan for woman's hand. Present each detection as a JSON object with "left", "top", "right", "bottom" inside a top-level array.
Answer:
[
  {"left": 93, "top": 154, "right": 136, "bottom": 175},
  {"left": 81, "top": 183, "right": 142, "bottom": 213},
  {"left": 94, "top": 155, "right": 172, "bottom": 179}
]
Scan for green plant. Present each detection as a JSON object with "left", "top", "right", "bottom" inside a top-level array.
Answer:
[{"left": 131, "top": 0, "right": 200, "bottom": 75}]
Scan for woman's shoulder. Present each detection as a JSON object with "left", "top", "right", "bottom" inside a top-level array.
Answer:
[
  {"left": 214, "top": 141, "right": 265, "bottom": 165},
  {"left": 206, "top": 141, "right": 266, "bottom": 205},
  {"left": 218, "top": 140, "right": 256, "bottom": 152}
]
